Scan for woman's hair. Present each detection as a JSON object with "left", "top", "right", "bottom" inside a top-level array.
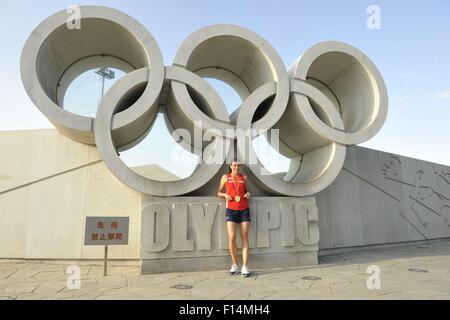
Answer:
[{"left": 228, "top": 158, "right": 239, "bottom": 173}]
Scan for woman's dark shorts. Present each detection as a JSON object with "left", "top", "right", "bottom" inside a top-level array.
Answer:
[{"left": 226, "top": 208, "right": 251, "bottom": 224}]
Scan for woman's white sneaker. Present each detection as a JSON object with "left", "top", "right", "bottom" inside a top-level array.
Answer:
[
  {"left": 241, "top": 265, "right": 250, "bottom": 277},
  {"left": 228, "top": 264, "right": 239, "bottom": 275}
]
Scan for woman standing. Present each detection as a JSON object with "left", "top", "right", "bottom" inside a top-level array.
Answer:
[{"left": 217, "top": 159, "right": 251, "bottom": 277}]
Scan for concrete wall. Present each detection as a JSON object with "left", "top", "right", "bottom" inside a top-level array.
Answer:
[
  {"left": 0, "top": 129, "right": 142, "bottom": 259},
  {"left": 1, "top": 129, "right": 449, "bottom": 259},
  {"left": 317, "top": 146, "right": 450, "bottom": 249}
]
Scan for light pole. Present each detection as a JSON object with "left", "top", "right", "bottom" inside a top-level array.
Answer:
[{"left": 95, "top": 67, "right": 115, "bottom": 104}]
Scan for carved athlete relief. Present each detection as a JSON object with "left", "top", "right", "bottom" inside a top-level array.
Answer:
[
  {"left": 381, "top": 155, "right": 450, "bottom": 238},
  {"left": 344, "top": 153, "right": 450, "bottom": 240}
]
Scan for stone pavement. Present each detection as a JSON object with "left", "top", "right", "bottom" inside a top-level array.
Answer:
[{"left": 1, "top": 239, "right": 450, "bottom": 300}]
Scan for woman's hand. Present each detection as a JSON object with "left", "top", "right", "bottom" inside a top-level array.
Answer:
[
  {"left": 225, "top": 194, "right": 233, "bottom": 201},
  {"left": 244, "top": 192, "right": 251, "bottom": 199}
]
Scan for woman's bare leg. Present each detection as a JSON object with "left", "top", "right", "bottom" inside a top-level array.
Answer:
[
  {"left": 227, "top": 222, "right": 238, "bottom": 265},
  {"left": 240, "top": 222, "right": 250, "bottom": 267}
]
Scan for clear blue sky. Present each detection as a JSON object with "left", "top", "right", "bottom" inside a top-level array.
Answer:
[{"left": 1, "top": 0, "right": 450, "bottom": 175}]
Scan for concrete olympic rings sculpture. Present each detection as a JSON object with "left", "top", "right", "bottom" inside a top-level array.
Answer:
[{"left": 20, "top": 6, "right": 388, "bottom": 197}]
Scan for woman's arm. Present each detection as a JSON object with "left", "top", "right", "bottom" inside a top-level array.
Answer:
[
  {"left": 243, "top": 175, "right": 251, "bottom": 199},
  {"left": 217, "top": 175, "right": 232, "bottom": 200}
]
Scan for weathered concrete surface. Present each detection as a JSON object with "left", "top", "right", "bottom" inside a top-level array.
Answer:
[
  {"left": 94, "top": 67, "right": 233, "bottom": 197},
  {"left": 141, "top": 196, "right": 319, "bottom": 274},
  {"left": 21, "top": 7, "right": 389, "bottom": 198},
  {"left": 1, "top": 239, "right": 449, "bottom": 300},
  {"left": 280, "top": 41, "right": 388, "bottom": 147},
  {"left": 20, "top": 6, "right": 164, "bottom": 146},
  {"left": 1, "top": 129, "right": 450, "bottom": 261},
  {"left": 317, "top": 146, "right": 450, "bottom": 249},
  {"left": 171, "top": 24, "right": 289, "bottom": 136},
  {"left": 0, "top": 129, "right": 141, "bottom": 259}
]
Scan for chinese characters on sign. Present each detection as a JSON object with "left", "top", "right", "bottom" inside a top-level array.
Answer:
[{"left": 84, "top": 217, "right": 129, "bottom": 246}]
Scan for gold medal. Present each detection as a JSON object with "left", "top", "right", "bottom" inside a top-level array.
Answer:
[{"left": 235, "top": 195, "right": 241, "bottom": 202}]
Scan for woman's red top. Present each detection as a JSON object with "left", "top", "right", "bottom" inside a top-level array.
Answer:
[{"left": 225, "top": 173, "right": 249, "bottom": 210}]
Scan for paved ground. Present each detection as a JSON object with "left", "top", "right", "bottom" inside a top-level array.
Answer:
[{"left": 1, "top": 240, "right": 450, "bottom": 300}]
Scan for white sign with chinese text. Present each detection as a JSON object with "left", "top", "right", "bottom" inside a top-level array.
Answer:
[{"left": 84, "top": 217, "right": 129, "bottom": 245}]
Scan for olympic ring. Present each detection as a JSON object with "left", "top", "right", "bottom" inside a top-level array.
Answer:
[
  {"left": 235, "top": 81, "right": 346, "bottom": 196},
  {"left": 281, "top": 41, "right": 389, "bottom": 146},
  {"left": 20, "top": 6, "right": 165, "bottom": 146},
  {"left": 171, "top": 24, "right": 290, "bottom": 136},
  {"left": 95, "top": 68, "right": 233, "bottom": 196},
  {"left": 21, "top": 6, "right": 389, "bottom": 197}
]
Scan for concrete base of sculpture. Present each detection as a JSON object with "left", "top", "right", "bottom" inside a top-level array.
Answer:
[
  {"left": 141, "top": 252, "right": 318, "bottom": 274},
  {"left": 140, "top": 196, "right": 319, "bottom": 274}
]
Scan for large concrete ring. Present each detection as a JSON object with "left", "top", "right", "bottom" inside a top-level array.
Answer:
[
  {"left": 95, "top": 68, "right": 232, "bottom": 196},
  {"left": 170, "top": 24, "right": 290, "bottom": 139},
  {"left": 20, "top": 5, "right": 164, "bottom": 146},
  {"left": 236, "top": 82, "right": 346, "bottom": 196},
  {"left": 164, "top": 66, "right": 234, "bottom": 151},
  {"left": 279, "top": 41, "right": 388, "bottom": 147},
  {"left": 273, "top": 79, "right": 350, "bottom": 157}
]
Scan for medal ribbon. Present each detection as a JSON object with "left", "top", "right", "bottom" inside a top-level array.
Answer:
[{"left": 232, "top": 174, "right": 240, "bottom": 201}]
